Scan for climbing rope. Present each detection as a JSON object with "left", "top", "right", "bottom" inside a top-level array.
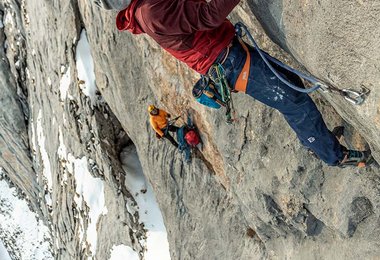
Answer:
[
  {"left": 234, "top": 22, "right": 370, "bottom": 105},
  {"left": 167, "top": 116, "right": 181, "bottom": 126}
]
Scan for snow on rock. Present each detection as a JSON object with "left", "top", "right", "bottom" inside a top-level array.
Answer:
[
  {"left": 57, "top": 129, "right": 67, "bottom": 160},
  {"left": 68, "top": 153, "right": 106, "bottom": 256},
  {"left": 36, "top": 110, "right": 53, "bottom": 202},
  {"left": 59, "top": 66, "right": 71, "bottom": 101},
  {"left": 76, "top": 30, "right": 98, "bottom": 106},
  {"left": 120, "top": 146, "right": 171, "bottom": 260},
  {"left": 109, "top": 244, "right": 139, "bottom": 260},
  {"left": 30, "top": 121, "right": 37, "bottom": 155},
  {"left": 4, "top": 12, "right": 13, "bottom": 28},
  {"left": 57, "top": 129, "right": 68, "bottom": 185},
  {"left": 57, "top": 128, "right": 106, "bottom": 256},
  {"left": 0, "top": 241, "right": 11, "bottom": 260},
  {"left": 0, "top": 172, "right": 53, "bottom": 259}
]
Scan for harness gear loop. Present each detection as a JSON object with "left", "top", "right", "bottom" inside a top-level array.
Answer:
[
  {"left": 203, "top": 90, "right": 227, "bottom": 107},
  {"left": 234, "top": 22, "right": 370, "bottom": 105},
  {"left": 208, "top": 64, "right": 236, "bottom": 124}
]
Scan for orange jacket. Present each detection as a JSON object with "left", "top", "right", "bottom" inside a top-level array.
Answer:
[{"left": 150, "top": 109, "right": 169, "bottom": 137}]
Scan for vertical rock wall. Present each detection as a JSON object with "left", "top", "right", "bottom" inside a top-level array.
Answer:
[{"left": 0, "top": 0, "right": 379, "bottom": 259}]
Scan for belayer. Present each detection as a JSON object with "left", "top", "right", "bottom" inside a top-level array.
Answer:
[
  {"left": 148, "top": 105, "right": 179, "bottom": 148},
  {"left": 93, "top": 0, "right": 372, "bottom": 167}
]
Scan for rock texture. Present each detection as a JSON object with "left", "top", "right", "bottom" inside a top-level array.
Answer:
[
  {"left": 0, "top": 1, "right": 43, "bottom": 217},
  {"left": 0, "top": 0, "right": 379, "bottom": 259}
]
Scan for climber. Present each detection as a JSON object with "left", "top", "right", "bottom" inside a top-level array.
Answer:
[
  {"left": 148, "top": 105, "right": 179, "bottom": 148},
  {"left": 93, "top": 0, "right": 372, "bottom": 167}
]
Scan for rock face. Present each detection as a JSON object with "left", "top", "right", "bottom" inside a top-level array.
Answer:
[
  {"left": 0, "top": 0, "right": 379, "bottom": 259},
  {"left": 246, "top": 0, "right": 380, "bottom": 160},
  {"left": 0, "top": 1, "right": 43, "bottom": 217}
]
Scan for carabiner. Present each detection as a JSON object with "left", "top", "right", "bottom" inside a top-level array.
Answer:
[{"left": 341, "top": 89, "right": 365, "bottom": 105}]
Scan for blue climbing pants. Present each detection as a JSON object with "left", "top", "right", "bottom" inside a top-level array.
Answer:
[{"left": 221, "top": 38, "right": 343, "bottom": 165}]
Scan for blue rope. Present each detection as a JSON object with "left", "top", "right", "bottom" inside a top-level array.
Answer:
[{"left": 235, "top": 22, "right": 323, "bottom": 94}]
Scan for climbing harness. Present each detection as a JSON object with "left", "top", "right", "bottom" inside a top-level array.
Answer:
[
  {"left": 235, "top": 38, "right": 251, "bottom": 93},
  {"left": 163, "top": 116, "right": 181, "bottom": 136},
  {"left": 234, "top": 22, "right": 370, "bottom": 105},
  {"left": 167, "top": 116, "right": 181, "bottom": 126},
  {"left": 207, "top": 64, "right": 236, "bottom": 124}
]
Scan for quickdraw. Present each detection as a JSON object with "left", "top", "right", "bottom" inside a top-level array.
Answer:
[
  {"left": 208, "top": 64, "right": 236, "bottom": 124},
  {"left": 326, "top": 86, "right": 370, "bottom": 106},
  {"left": 234, "top": 22, "right": 370, "bottom": 105}
]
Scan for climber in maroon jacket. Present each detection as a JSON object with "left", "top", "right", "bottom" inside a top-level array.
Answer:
[{"left": 93, "top": 0, "right": 372, "bottom": 167}]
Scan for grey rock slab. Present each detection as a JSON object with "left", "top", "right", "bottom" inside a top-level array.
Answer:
[{"left": 0, "top": 0, "right": 380, "bottom": 259}]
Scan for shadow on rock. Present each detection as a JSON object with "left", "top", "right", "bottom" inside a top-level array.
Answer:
[{"left": 246, "top": 0, "right": 289, "bottom": 52}]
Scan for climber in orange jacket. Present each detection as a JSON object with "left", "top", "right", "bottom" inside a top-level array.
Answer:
[{"left": 148, "top": 105, "right": 179, "bottom": 148}]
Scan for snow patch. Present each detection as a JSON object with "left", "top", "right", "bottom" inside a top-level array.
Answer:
[
  {"left": 36, "top": 110, "right": 53, "bottom": 196},
  {"left": 60, "top": 65, "right": 66, "bottom": 74},
  {"left": 76, "top": 30, "right": 98, "bottom": 106},
  {"left": 120, "top": 146, "right": 171, "bottom": 260},
  {"left": 58, "top": 128, "right": 106, "bottom": 256},
  {"left": 4, "top": 12, "right": 13, "bottom": 27},
  {"left": 102, "top": 206, "right": 108, "bottom": 215},
  {"left": 67, "top": 154, "right": 105, "bottom": 256},
  {"left": 57, "top": 129, "right": 67, "bottom": 160},
  {"left": 25, "top": 67, "right": 30, "bottom": 79},
  {"left": 0, "top": 173, "right": 53, "bottom": 259},
  {"left": 59, "top": 67, "right": 71, "bottom": 101},
  {"left": 0, "top": 241, "right": 11, "bottom": 260},
  {"left": 109, "top": 244, "right": 139, "bottom": 260},
  {"left": 30, "top": 121, "right": 37, "bottom": 155}
]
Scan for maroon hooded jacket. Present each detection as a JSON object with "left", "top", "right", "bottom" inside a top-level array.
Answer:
[{"left": 116, "top": 0, "right": 240, "bottom": 74}]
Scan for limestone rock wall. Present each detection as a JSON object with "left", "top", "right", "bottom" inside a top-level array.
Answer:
[
  {"left": 0, "top": 0, "right": 43, "bottom": 217},
  {"left": 0, "top": 0, "right": 379, "bottom": 259}
]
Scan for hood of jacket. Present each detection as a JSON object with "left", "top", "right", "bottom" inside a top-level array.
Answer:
[{"left": 116, "top": 0, "right": 143, "bottom": 34}]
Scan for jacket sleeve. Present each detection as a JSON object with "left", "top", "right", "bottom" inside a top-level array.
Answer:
[
  {"left": 178, "top": 0, "right": 240, "bottom": 32},
  {"left": 150, "top": 119, "right": 164, "bottom": 137},
  {"left": 140, "top": 0, "right": 240, "bottom": 35}
]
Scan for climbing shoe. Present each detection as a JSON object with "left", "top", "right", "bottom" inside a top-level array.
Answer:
[{"left": 339, "top": 149, "right": 373, "bottom": 168}]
